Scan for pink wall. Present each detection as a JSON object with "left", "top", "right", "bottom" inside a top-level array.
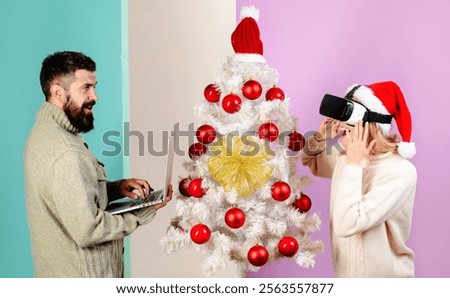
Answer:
[{"left": 238, "top": 0, "right": 450, "bottom": 278}]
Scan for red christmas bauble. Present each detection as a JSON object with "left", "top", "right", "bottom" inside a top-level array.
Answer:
[
  {"left": 271, "top": 181, "right": 291, "bottom": 201},
  {"left": 188, "top": 178, "right": 205, "bottom": 198},
  {"left": 178, "top": 178, "right": 191, "bottom": 197},
  {"left": 242, "top": 80, "right": 262, "bottom": 100},
  {"left": 204, "top": 84, "right": 221, "bottom": 102},
  {"left": 258, "top": 122, "right": 279, "bottom": 142},
  {"left": 190, "top": 224, "right": 211, "bottom": 244},
  {"left": 292, "top": 193, "right": 312, "bottom": 213},
  {"left": 196, "top": 124, "right": 217, "bottom": 144},
  {"left": 278, "top": 236, "right": 299, "bottom": 257},
  {"left": 224, "top": 207, "right": 246, "bottom": 229},
  {"left": 222, "top": 94, "right": 242, "bottom": 113},
  {"left": 247, "top": 245, "right": 269, "bottom": 267},
  {"left": 288, "top": 131, "right": 305, "bottom": 151},
  {"left": 188, "top": 142, "right": 207, "bottom": 159},
  {"left": 265, "top": 86, "right": 285, "bottom": 101}
]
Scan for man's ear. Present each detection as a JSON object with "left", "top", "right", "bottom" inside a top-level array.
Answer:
[{"left": 49, "top": 83, "right": 66, "bottom": 107}]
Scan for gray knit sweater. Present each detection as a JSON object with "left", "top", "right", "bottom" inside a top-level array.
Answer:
[{"left": 24, "top": 102, "right": 157, "bottom": 277}]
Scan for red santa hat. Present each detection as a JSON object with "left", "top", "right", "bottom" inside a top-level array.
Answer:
[
  {"left": 345, "top": 81, "right": 416, "bottom": 159},
  {"left": 231, "top": 6, "right": 266, "bottom": 63}
]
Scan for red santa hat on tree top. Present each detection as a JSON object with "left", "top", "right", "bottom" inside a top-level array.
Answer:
[
  {"left": 231, "top": 6, "right": 266, "bottom": 64},
  {"left": 345, "top": 81, "right": 416, "bottom": 159}
]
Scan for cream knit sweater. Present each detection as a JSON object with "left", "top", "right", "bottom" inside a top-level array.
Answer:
[
  {"left": 24, "top": 102, "right": 157, "bottom": 277},
  {"left": 301, "top": 137, "right": 417, "bottom": 277}
]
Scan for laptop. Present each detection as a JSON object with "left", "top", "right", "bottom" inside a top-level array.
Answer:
[{"left": 106, "top": 133, "right": 174, "bottom": 215}]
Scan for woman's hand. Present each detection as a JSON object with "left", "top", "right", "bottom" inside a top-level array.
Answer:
[
  {"left": 315, "top": 118, "right": 340, "bottom": 141},
  {"left": 345, "top": 121, "right": 376, "bottom": 166}
]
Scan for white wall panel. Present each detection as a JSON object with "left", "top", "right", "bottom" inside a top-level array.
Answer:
[{"left": 129, "top": 0, "right": 238, "bottom": 277}]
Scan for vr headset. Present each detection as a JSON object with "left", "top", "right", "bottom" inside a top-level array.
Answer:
[{"left": 319, "top": 85, "right": 393, "bottom": 126}]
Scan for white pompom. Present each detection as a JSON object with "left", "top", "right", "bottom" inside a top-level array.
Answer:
[
  {"left": 397, "top": 142, "right": 416, "bottom": 159},
  {"left": 240, "top": 6, "right": 259, "bottom": 21}
]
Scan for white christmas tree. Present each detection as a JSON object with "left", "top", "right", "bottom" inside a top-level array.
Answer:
[{"left": 161, "top": 6, "right": 323, "bottom": 277}]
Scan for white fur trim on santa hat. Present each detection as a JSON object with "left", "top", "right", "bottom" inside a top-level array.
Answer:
[
  {"left": 347, "top": 84, "right": 390, "bottom": 115},
  {"left": 240, "top": 6, "right": 259, "bottom": 21},
  {"left": 346, "top": 84, "right": 391, "bottom": 135},
  {"left": 397, "top": 141, "right": 416, "bottom": 159},
  {"left": 233, "top": 53, "right": 266, "bottom": 64}
]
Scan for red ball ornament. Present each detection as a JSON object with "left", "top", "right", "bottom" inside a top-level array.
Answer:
[
  {"left": 292, "top": 193, "right": 312, "bottom": 213},
  {"left": 247, "top": 245, "right": 269, "bottom": 267},
  {"left": 271, "top": 181, "right": 291, "bottom": 202},
  {"left": 224, "top": 207, "right": 246, "bottom": 229},
  {"left": 288, "top": 131, "right": 305, "bottom": 151},
  {"left": 278, "top": 236, "right": 299, "bottom": 257},
  {"left": 265, "top": 86, "right": 285, "bottom": 101},
  {"left": 178, "top": 178, "right": 191, "bottom": 197},
  {"left": 188, "top": 142, "right": 207, "bottom": 159},
  {"left": 258, "top": 122, "right": 279, "bottom": 142},
  {"left": 242, "top": 80, "right": 262, "bottom": 100},
  {"left": 222, "top": 94, "right": 242, "bottom": 113},
  {"left": 188, "top": 178, "right": 206, "bottom": 198},
  {"left": 190, "top": 224, "right": 211, "bottom": 244},
  {"left": 204, "top": 84, "right": 221, "bottom": 102},
  {"left": 196, "top": 124, "right": 216, "bottom": 144}
]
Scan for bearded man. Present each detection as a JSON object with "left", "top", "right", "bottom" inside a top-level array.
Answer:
[{"left": 24, "top": 51, "right": 172, "bottom": 277}]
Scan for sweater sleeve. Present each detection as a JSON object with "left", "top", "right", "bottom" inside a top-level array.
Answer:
[
  {"left": 50, "top": 151, "right": 157, "bottom": 248},
  {"left": 332, "top": 161, "right": 417, "bottom": 238},
  {"left": 107, "top": 180, "right": 123, "bottom": 202},
  {"left": 301, "top": 135, "right": 339, "bottom": 178}
]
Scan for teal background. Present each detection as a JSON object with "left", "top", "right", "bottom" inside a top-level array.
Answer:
[{"left": 0, "top": 0, "right": 128, "bottom": 277}]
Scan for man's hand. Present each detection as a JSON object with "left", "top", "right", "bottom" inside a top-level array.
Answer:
[
  {"left": 118, "top": 178, "right": 151, "bottom": 199},
  {"left": 154, "top": 184, "right": 173, "bottom": 210}
]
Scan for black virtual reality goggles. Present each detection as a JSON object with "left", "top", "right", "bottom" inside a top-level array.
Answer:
[{"left": 319, "top": 85, "right": 393, "bottom": 126}]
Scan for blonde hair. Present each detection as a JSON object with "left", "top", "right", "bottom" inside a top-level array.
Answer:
[{"left": 367, "top": 122, "right": 400, "bottom": 155}]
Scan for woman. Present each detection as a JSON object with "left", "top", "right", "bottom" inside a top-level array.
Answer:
[{"left": 302, "top": 81, "right": 417, "bottom": 277}]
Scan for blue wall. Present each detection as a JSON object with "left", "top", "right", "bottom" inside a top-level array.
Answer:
[{"left": 0, "top": 0, "right": 126, "bottom": 277}]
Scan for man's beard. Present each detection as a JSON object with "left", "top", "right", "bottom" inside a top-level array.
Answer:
[{"left": 63, "top": 96, "right": 95, "bottom": 133}]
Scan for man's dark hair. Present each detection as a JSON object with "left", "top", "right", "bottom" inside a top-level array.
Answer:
[{"left": 39, "top": 51, "right": 96, "bottom": 99}]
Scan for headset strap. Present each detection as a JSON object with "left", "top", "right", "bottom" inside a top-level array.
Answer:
[
  {"left": 365, "top": 111, "right": 393, "bottom": 124},
  {"left": 345, "top": 85, "right": 361, "bottom": 99}
]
